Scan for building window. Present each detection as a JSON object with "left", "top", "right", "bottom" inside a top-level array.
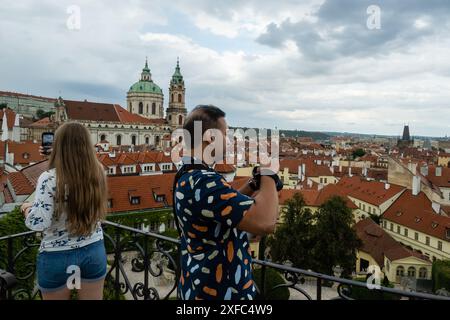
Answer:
[
  {"left": 415, "top": 232, "right": 419, "bottom": 241},
  {"left": 397, "top": 225, "right": 401, "bottom": 234},
  {"left": 130, "top": 196, "right": 140, "bottom": 205},
  {"left": 107, "top": 199, "right": 113, "bottom": 208},
  {"left": 152, "top": 103, "right": 156, "bottom": 114},
  {"left": 146, "top": 104, "right": 149, "bottom": 114},
  {"left": 362, "top": 204, "right": 366, "bottom": 211},
  {"left": 404, "top": 228, "right": 408, "bottom": 237},
  {"left": 390, "top": 223, "right": 393, "bottom": 231},
  {"left": 145, "top": 136, "right": 149, "bottom": 144},
  {"left": 100, "top": 134, "right": 106, "bottom": 141},
  {"left": 178, "top": 93, "right": 182, "bottom": 102},
  {"left": 407, "top": 267, "right": 416, "bottom": 278},
  {"left": 418, "top": 267, "right": 427, "bottom": 279},
  {"left": 171, "top": 93, "right": 174, "bottom": 102},
  {"left": 396, "top": 266, "right": 404, "bottom": 277},
  {"left": 129, "top": 102, "right": 132, "bottom": 111},
  {"left": 438, "top": 241, "right": 443, "bottom": 251},
  {"left": 131, "top": 135, "right": 136, "bottom": 146},
  {"left": 139, "top": 102, "right": 143, "bottom": 114},
  {"left": 178, "top": 114, "right": 183, "bottom": 125},
  {"left": 425, "top": 236, "right": 430, "bottom": 246},
  {"left": 383, "top": 220, "right": 387, "bottom": 228},
  {"left": 116, "top": 135, "right": 122, "bottom": 146}
]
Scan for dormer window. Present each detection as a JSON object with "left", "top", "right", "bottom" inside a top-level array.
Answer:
[
  {"left": 396, "top": 211, "right": 402, "bottom": 217},
  {"left": 130, "top": 196, "right": 140, "bottom": 205},
  {"left": 431, "top": 222, "right": 439, "bottom": 229},
  {"left": 415, "top": 216, "right": 422, "bottom": 223},
  {"left": 23, "top": 152, "right": 30, "bottom": 159}
]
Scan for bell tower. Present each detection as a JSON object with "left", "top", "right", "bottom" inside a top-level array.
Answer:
[{"left": 166, "top": 58, "right": 187, "bottom": 128}]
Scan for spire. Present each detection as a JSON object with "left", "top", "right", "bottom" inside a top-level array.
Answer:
[
  {"left": 402, "top": 124, "right": 411, "bottom": 141},
  {"left": 171, "top": 57, "right": 183, "bottom": 84},
  {"left": 141, "top": 57, "right": 151, "bottom": 81}
]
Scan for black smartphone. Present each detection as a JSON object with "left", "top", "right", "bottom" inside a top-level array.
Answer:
[{"left": 41, "top": 132, "right": 54, "bottom": 155}]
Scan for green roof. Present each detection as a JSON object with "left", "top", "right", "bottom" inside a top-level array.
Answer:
[{"left": 128, "top": 80, "right": 163, "bottom": 94}]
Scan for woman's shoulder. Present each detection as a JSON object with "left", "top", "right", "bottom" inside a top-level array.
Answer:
[{"left": 38, "top": 169, "right": 56, "bottom": 183}]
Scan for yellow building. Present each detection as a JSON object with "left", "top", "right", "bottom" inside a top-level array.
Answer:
[{"left": 355, "top": 218, "right": 432, "bottom": 284}]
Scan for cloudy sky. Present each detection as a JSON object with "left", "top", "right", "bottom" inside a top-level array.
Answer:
[{"left": 1, "top": 0, "right": 450, "bottom": 137}]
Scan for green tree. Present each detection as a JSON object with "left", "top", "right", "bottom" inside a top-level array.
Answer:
[
  {"left": 352, "top": 148, "right": 366, "bottom": 159},
  {"left": 312, "top": 196, "right": 361, "bottom": 277},
  {"left": 267, "top": 193, "right": 316, "bottom": 269},
  {"left": 35, "top": 109, "right": 54, "bottom": 120}
]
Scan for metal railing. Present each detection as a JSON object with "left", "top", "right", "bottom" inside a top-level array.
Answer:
[{"left": 1, "top": 221, "right": 449, "bottom": 300}]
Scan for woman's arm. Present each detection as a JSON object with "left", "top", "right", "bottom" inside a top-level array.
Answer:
[{"left": 24, "top": 172, "right": 55, "bottom": 232}]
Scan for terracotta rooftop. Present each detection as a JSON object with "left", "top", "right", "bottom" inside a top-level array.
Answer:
[
  {"left": 0, "top": 108, "right": 17, "bottom": 130},
  {"left": 107, "top": 173, "right": 175, "bottom": 213},
  {"left": 336, "top": 176, "right": 405, "bottom": 206},
  {"left": 355, "top": 218, "right": 429, "bottom": 266},
  {"left": 8, "top": 171, "right": 34, "bottom": 195},
  {"left": 6, "top": 141, "right": 45, "bottom": 165},
  {"left": 382, "top": 190, "right": 450, "bottom": 241}
]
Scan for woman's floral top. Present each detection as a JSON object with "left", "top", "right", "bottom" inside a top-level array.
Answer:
[{"left": 25, "top": 169, "right": 103, "bottom": 252}]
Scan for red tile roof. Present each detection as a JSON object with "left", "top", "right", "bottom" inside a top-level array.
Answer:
[
  {"left": 64, "top": 99, "right": 121, "bottom": 122},
  {"left": 0, "top": 108, "right": 17, "bottom": 130},
  {"left": 7, "top": 141, "right": 45, "bottom": 165},
  {"left": 278, "top": 184, "right": 358, "bottom": 209},
  {"left": 29, "top": 117, "right": 55, "bottom": 128},
  {"left": 355, "top": 218, "right": 429, "bottom": 266},
  {"left": 107, "top": 173, "right": 175, "bottom": 213},
  {"left": 21, "top": 160, "right": 49, "bottom": 187},
  {"left": 382, "top": 190, "right": 450, "bottom": 241},
  {"left": 114, "top": 105, "right": 167, "bottom": 125},
  {"left": 8, "top": 172, "right": 34, "bottom": 195},
  {"left": 336, "top": 176, "right": 405, "bottom": 206},
  {"left": 426, "top": 166, "right": 450, "bottom": 188},
  {"left": 280, "top": 158, "right": 332, "bottom": 176}
]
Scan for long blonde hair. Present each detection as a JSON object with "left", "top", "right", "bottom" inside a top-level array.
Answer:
[{"left": 48, "top": 122, "right": 107, "bottom": 236}]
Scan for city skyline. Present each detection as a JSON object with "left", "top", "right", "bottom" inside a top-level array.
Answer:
[{"left": 1, "top": 1, "right": 450, "bottom": 137}]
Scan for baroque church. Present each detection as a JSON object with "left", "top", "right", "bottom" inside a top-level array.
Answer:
[{"left": 50, "top": 59, "right": 187, "bottom": 149}]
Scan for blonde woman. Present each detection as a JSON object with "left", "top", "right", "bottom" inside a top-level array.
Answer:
[{"left": 21, "top": 122, "right": 108, "bottom": 300}]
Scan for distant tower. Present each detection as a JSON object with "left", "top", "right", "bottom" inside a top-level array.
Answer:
[
  {"left": 398, "top": 124, "right": 413, "bottom": 149},
  {"left": 127, "top": 58, "right": 164, "bottom": 119},
  {"left": 166, "top": 58, "right": 187, "bottom": 128},
  {"left": 402, "top": 125, "right": 411, "bottom": 141}
]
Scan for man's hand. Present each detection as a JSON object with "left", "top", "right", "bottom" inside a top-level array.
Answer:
[{"left": 20, "top": 202, "right": 32, "bottom": 218}]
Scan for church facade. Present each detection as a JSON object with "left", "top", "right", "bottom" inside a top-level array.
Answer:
[{"left": 31, "top": 59, "right": 187, "bottom": 149}]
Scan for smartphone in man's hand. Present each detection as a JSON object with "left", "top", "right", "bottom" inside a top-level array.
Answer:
[{"left": 41, "top": 132, "right": 54, "bottom": 156}]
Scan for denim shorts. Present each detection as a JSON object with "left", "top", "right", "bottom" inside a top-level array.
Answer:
[{"left": 37, "top": 240, "right": 107, "bottom": 292}]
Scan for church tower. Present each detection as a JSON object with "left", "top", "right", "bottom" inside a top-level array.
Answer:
[
  {"left": 127, "top": 58, "right": 164, "bottom": 119},
  {"left": 166, "top": 58, "right": 187, "bottom": 128}
]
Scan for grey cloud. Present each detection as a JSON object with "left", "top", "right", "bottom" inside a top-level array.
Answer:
[{"left": 257, "top": 0, "right": 450, "bottom": 61}]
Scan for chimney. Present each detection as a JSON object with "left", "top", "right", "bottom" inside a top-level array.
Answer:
[
  {"left": 412, "top": 175, "right": 421, "bottom": 196},
  {"left": 384, "top": 183, "right": 390, "bottom": 190},
  {"left": 302, "top": 163, "right": 306, "bottom": 181},
  {"left": 420, "top": 164, "right": 428, "bottom": 176},
  {"left": 436, "top": 166, "right": 442, "bottom": 177}
]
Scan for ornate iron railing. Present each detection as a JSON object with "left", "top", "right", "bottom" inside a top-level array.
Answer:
[{"left": 1, "top": 221, "right": 449, "bottom": 300}]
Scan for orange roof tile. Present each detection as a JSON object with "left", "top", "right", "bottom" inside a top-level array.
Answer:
[
  {"left": 336, "top": 176, "right": 405, "bottom": 206},
  {"left": 107, "top": 173, "right": 175, "bottom": 213},
  {"left": 382, "top": 190, "right": 450, "bottom": 241},
  {"left": 355, "top": 218, "right": 429, "bottom": 265}
]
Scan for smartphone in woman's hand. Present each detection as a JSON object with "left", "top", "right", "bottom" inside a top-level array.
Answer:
[{"left": 41, "top": 132, "right": 54, "bottom": 156}]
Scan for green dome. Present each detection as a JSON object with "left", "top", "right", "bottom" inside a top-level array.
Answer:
[{"left": 128, "top": 80, "right": 163, "bottom": 94}]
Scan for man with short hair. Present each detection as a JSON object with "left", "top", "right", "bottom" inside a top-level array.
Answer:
[{"left": 173, "top": 105, "right": 280, "bottom": 300}]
